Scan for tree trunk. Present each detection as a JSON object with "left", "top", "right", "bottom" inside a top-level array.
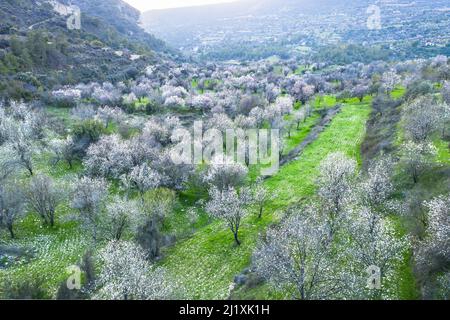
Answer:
[
  {"left": 234, "top": 232, "right": 241, "bottom": 246},
  {"left": 8, "top": 225, "right": 15, "bottom": 239},
  {"left": 258, "top": 206, "right": 263, "bottom": 219},
  {"left": 50, "top": 212, "right": 55, "bottom": 227}
]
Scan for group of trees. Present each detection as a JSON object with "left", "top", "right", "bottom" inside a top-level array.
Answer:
[
  {"left": 400, "top": 94, "right": 449, "bottom": 183},
  {"left": 1, "top": 52, "right": 449, "bottom": 300},
  {"left": 253, "top": 153, "right": 410, "bottom": 299}
]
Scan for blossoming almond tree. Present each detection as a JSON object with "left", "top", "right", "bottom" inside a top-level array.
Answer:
[
  {"left": 253, "top": 209, "right": 351, "bottom": 300},
  {"left": 94, "top": 241, "right": 174, "bottom": 300},
  {"left": 206, "top": 186, "right": 251, "bottom": 246}
]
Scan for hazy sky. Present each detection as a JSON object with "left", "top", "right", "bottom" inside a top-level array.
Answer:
[{"left": 123, "top": 0, "right": 239, "bottom": 12}]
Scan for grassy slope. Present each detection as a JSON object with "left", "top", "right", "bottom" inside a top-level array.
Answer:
[
  {"left": 161, "top": 101, "right": 371, "bottom": 299},
  {"left": 1, "top": 91, "right": 424, "bottom": 300}
]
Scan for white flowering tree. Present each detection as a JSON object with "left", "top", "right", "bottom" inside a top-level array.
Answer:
[
  {"left": 381, "top": 71, "right": 401, "bottom": 94},
  {"left": 51, "top": 87, "right": 81, "bottom": 107},
  {"left": 121, "top": 163, "right": 162, "bottom": 199},
  {"left": 352, "top": 84, "right": 370, "bottom": 102},
  {"left": 101, "top": 197, "right": 141, "bottom": 241},
  {"left": 206, "top": 186, "right": 251, "bottom": 245},
  {"left": 206, "top": 113, "right": 234, "bottom": 133},
  {"left": 292, "top": 80, "right": 315, "bottom": 104},
  {"left": 94, "top": 241, "right": 174, "bottom": 300},
  {"left": 191, "top": 94, "right": 215, "bottom": 112},
  {"left": 96, "top": 106, "right": 125, "bottom": 129},
  {"left": 399, "top": 141, "right": 437, "bottom": 184},
  {"left": 84, "top": 134, "right": 133, "bottom": 179},
  {"left": 293, "top": 109, "right": 307, "bottom": 130},
  {"left": 50, "top": 136, "right": 78, "bottom": 169},
  {"left": 249, "top": 107, "right": 266, "bottom": 128},
  {"left": 274, "top": 96, "right": 294, "bottom": 115},
  {"left": 203, "top": 155, "right": 248, "bottom": 191},
  {"left": 316, "top": 152, "right": 357, "bottom": 237},
  {"left": 417, "top": 195, "right": 450, "bottom": 268},
  {"left": 252, "top": 178, "right": 274, "bottom": 219},
  {"left": 25, "top": 174, "right": 64, "bottom": 227},
  {"left": 253, "top": 210, "right": 350, "bottom": 300},
  {"left": 71, "top": 177, "right": 108, "bottom": 241},
  {"left": 6, "top": 127, "right": 36, "bottom": 176},
  {"left": 344, "top": 207, "right": 410, "bottom": 299},
  {"left": 71, "top": 104, "right": 96, "bottom": 121},
  {"left": 357, "top": 157, "right": 394, "bottom": 212},
  {"left": 0, "top": 182, "right": 24, "bottom": 239},
  {"left": 436, "top": 102, "right": 450, "bottom": 137},
  {"left": 442, "top": 82, "right": 450, "bottom": 105},
  {"left": 404, "top": 96, "right": 440, "bottom": 142}
]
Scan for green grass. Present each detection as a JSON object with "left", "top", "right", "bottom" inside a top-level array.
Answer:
[
  {"left": 0, "top": 201, "right": 90, "bottom": 296},
  {"left": 391, "top": 86, "right": 406, "bottom": 99},
  {"left": 160, "top": 102, "right": 371, "bottom": 299},
  {"left": 313, "top": 95, "right": 337, "bottom": 109},
  {"left": 433, "top": 135, "right": 450, "bottom": 164},
  {"left": 2, "top": 93, "right": 423, "bottom": 300},
  {"left": 283, "top": 113, "right": 321, "bottom": 155}
]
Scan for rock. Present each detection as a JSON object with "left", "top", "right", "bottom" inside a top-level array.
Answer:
[{"left": 234, "top": 274, "right": 248, "bottom": 286}]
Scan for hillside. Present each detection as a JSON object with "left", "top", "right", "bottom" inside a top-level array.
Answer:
[
  {"left": 0, "top": 0, "right": 449, "bottom": 305},
  {"left": 0, "top": 0, "right": 175, "bottom": 100}
]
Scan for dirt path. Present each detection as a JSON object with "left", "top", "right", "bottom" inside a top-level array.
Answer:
[{"left": 279, "top": 105, "right": 342, "bottom": 167}]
